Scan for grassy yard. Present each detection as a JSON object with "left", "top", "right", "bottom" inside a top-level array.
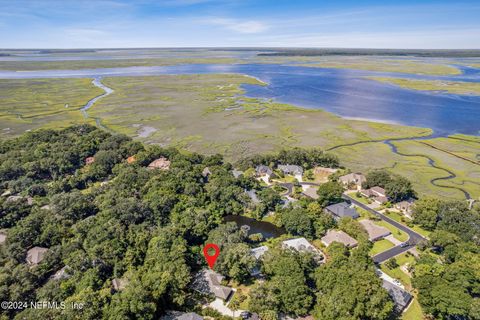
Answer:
[
  {"left": 349, "top": 192, "right": 371, "bottom": 205},
  {"left": 382, "top": 210, "right": 431, "bottom": 238},
  {"left": 376, "top": 220, "right": 409, "bottom": 242},
  {"left": 370, "top": 239, "right": 395, "bottom": 256},
  {"left": 402, "top": 297, "right": 424, "bottom": 320}
]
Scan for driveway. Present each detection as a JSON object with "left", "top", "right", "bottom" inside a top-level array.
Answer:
[{"left": 343, "top": 194, "right": 426, "bottom": 263}]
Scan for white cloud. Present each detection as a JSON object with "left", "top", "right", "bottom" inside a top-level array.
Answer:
[{"left": 205, "top": 18, "right": 268, "bottom": 34}]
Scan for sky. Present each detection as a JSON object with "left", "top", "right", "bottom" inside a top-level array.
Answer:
[{"left": 1, "top": 0, "right": 480, "bottom": 49}]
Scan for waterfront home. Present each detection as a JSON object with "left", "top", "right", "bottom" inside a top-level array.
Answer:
[
  {"left": 394, "top": 198, "right": 415, "bottom": 218},
  {"left": 382, "top": 280, "right": 413, "bottom": 312},
  {"left": 250, "top": 245, "right": 269, "bottom": 276},
  {"left": 26, "top": 246, "right": 49, "bottom": 265},
  {"left": 339, "top": 173, "right": 366, "bottom": 190},
  {"left": 359, "top": 219, "right": 391, "bottom": 241},
  {"left": 255, "top": 165, "right": 273, "bottom": 183},
  {"left": 321, "top": 230, "right": 358, "bottom": 248},
  {"left": 148, "top": 157, "right": 171, "bottom": 170},
  {"left": 362, "top": 186, "right": 389, "bottom": 204},
  {"left": 277, "top": 164, "right": 303, "bottom": 178},
  {"left": 324, "top": 202, "right": 360, "bottom": 220},
  {"left": 282, "top": 237, "right": 324, "bottom": 262},
  {"left": 191, "top": 269, "right": 233, "bottom": 301}
]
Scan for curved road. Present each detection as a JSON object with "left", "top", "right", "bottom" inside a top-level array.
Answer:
[{"left": 343, "top": 194, "right": 426, "bottom": 263}]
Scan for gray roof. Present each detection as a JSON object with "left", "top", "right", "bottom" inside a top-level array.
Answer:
[
  {"left": 0, "top": 230, "right": 6, "bottom": 245},
  {"left": 26, "top": 246, "right": 49, "bottom": 265},
  {"left": 321, "top": 230, "right": 358, "bottom": 248},
  {"left": 256, "top": 165, "right": 273, "bottom": 176},
  {"left": 277, "top": 164, "right": 303, "bottom": 175},
  {"left": 359, "top": 219, "right": 391, "bottom": 241},
  {"left": 339, "top": 173, "right": 366, "bottom": 185},
  {"left": 191, "top": 269, "right": 233, "bottom": 300},
  {"left": 325, "top": 202, "right": 360, "bottom": 219},
  {"left": 382, "top": 280, "right": 412, "bottom": 312}
]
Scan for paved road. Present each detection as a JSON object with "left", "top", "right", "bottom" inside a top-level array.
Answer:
[{"left": 343, "top": 194, "right": 426, "bottom": 263}]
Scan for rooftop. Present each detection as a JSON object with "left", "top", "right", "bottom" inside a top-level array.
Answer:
[
  {"left": 359, "top": 219, "right": 391, "bottom": 241},
  {"left": 148, "top": 157, "right": 171, "bottom": 170},
  {"left": 26, "top": 246, "right": 49, "bottom": 265},
  {"left": 191, "top": 269, "right": 233, "bottom": 301},
  {"left": 321, "top": 230, "right": 358, "bottom": 248},
  {"left": 382, "top": 280, "right": 413, "bottom": 312},
  {"left": 325, "top": 202, "right": 360, "bottom": 219},
  {"left": 277, "top": 164, "right": 303, "bottom": 175},
  {"left": 251, "top": 245, "right": 269, "bottom": 259}
]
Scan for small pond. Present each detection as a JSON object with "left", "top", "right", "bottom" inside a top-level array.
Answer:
[{"left": 224, "top": 215, "right": 286, "bottom": 239}]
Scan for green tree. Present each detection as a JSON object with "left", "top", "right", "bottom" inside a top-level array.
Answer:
[{"left": 316, "top": 181, "right": 344, "bottom": 207}]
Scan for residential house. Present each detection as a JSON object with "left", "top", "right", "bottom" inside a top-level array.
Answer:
[
  {"left": 112, "top": 278, "right": 129, "bottom": 291},
  {"left": 85, "top": 156, "right": 95, "bottom": 165},
  {"left": 277, "top": 164, "right": 303, "bottom": 181},
  {"left": 255, "top": 165, "right": 273, "bottom": 183},
  {"left": 232, "top": 169, "right": 243, "bottom": 178},
  {"left": 282, "top": 237, "right": 324, "bottom": 262},
  {"left": 0, "top": 230, "right": 7, "bottom": 245},
  {"left": 382, "top": 280, "right": 413, "bottom": 312},
  {"left": 362, "top": 186, "right": 389, "bottom": 204},
  {"left": 321, "top": 230, "right": 358, "bottom": 248},
  {"left": 51, "top": 266, "right": 71, "bottom": 281},
  {"left": 250, "top": 246, "right": 269, "bottom": 276},
  {"left": 359, "top": 220, "right": 391, "bottom": 241},
  {"left": 339, "top": 173, "right": 366, "bottom": 190},
  {"left": 202, "top": 167, "right": 212, "bottom": 178},
  {"left": 148, "top": 157, "right": 171, "bottom": 170},
  {"left": 394, "top": 198, "right": 415, "bottom": 218},
  {"left": 127, "top": 156, "right": 136, "bottom": 164},
  {"left": 324, "top": 202, "right": 360, "bottom": 220},
  {"left": 26, "top": 247, "right": 49, "bottom": 266},
  {"left": 191, "top": 269, "right": 234, "bottom": 301}
]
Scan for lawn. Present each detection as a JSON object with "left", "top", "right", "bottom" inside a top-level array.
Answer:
[
  {"left": 402, "top": 297, "right": 424, "bottom": 320},
  {"left": 349, "top": 193, "right": 371, "bottom": 205},
  {"left": 370, "top": 239, "right": 395, "bottom": 256},
  {"left": 376, "top": 220, "right": 409, "bottom": 242},
  {"left": 382, "top": 210, "right": 431, "bottom": 238}
]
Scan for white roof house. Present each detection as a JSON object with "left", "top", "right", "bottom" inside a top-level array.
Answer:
[{"left": 251, "top": 245, "right": 269, "bottom": 259}]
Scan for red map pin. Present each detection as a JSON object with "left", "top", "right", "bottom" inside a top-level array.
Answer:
[{"left": 203, "top": 243, "right": 220, "bottom": 269}]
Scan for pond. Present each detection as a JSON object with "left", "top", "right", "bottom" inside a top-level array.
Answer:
[{"left": 224, "top": 215, "right": 286, "bottom": 239}]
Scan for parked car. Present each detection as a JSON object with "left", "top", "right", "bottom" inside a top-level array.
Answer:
[{"left": 400, "top": 242, "right": 409, "bottom": 248}]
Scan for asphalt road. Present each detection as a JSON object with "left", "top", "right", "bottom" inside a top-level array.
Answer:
[{"left": 342, "top": 194, "right": 426, "bottom": 263}]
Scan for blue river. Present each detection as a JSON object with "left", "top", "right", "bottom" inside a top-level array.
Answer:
[{"left": 1, "top": 63, "right": 479, "bottom": 136}]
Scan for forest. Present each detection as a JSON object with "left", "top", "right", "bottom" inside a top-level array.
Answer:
[{"left": 0, "top": 125, "right": 479, "bottom": 320}]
